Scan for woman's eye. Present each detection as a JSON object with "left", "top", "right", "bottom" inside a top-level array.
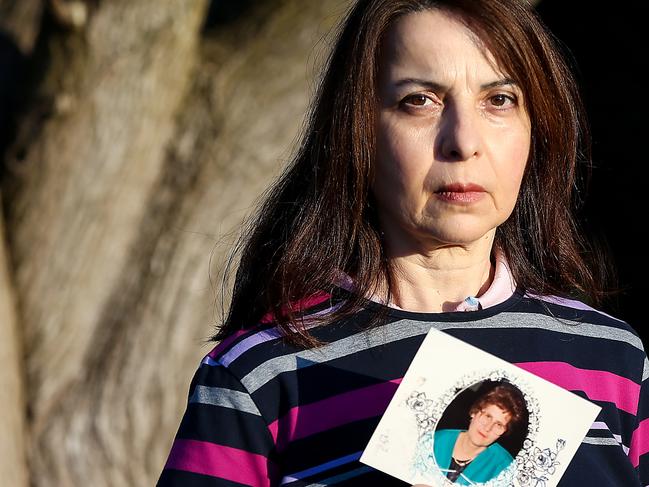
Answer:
[
  {"left": 401, "top": 94, "right": 433, "bottom": 107},
  {"left": 489, "top": 93, "right": 517, "bottom": 109}
]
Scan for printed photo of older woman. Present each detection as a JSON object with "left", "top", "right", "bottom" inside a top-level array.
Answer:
[{"left": 432, "top": 381, "right": 528, "bottom": 485}]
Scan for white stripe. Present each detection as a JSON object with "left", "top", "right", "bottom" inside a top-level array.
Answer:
[
  {"left": 583, "top": 437, "right": 622, "bottom": 446},
  {"left": 583, "top": 436, "right": 629, "bottom": 454},
  {"left": 586, "top": 422, "right": 630, "bottom": 455}
]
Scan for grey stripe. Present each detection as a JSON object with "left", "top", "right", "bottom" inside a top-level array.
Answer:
[
  {"left": 241, "top": 317, "right": 435, "bottom": 392},
  {"left": 242, "top": 311, "right": 646, "bottom": 394},
  {"left": 445, "top": 312, "right": 646, "bottom": 352},
  {"left": 644, "top": 357, "right": 649, "bottom": 382},
  {"left": 189, "top": 385, "right": 261, "bottom": 416},
  {"left": 583, "top": 436, "right": 623, "bottom": 447}
]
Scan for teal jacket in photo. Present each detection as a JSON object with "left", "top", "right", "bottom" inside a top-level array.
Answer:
[{"left": 432, "top": 429, "right": 513, "bottom": 485}]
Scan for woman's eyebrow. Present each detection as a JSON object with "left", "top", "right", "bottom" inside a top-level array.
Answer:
[
  {"left": 481, "top": 78, "right": 518, "bottom": 90},
  {"left": 392, "top": 77, "right": 518, "bottom": 91}
]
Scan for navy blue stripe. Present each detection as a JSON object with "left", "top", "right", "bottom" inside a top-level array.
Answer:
[
  {"left": 254, "top": 341, "right": 419, "bottom": 418},
  {"left": 281, "top": 417, "right": 380, "bottom": 477},
  {"left": 560, "top": 441, "right": 640, "bottom": 486},
  {"left": 157, "top": 469, "right": 248, "bottom": 487},
  {"left": 444, "top": 327, "right": 644, "bottom": 380},
  {"left": 192, "top": 363, "right": 249, "bottom": 393},
  {"left": 514, "top": 296, "right": 641, "bottom": 335},
  {"left": 176, "top": 404, "right": 273, "bottom": 456}
]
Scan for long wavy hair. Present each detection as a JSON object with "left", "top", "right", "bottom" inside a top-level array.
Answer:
[{"left": 212, "top": 0, "right": 615, "bottom": 347}]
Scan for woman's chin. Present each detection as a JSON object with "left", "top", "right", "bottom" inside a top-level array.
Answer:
[{"left": 415, "top": 227, "right": 496, "bottom": 248}]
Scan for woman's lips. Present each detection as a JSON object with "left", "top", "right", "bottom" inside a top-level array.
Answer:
[{"left": 435, "top": 183, "right": 486, "bottom": 204}]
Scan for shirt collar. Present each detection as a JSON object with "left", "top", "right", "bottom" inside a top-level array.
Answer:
[
  {"left": 452, "top": 247, "right": 517, "bottom": 311},
  {"left": 335, "top": 248, "right": 517, "bottom": 312}
]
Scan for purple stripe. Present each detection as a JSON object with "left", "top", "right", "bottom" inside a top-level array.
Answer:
[
  {"left": 525, "top": 292, "right": 624, "bottom": 323},
  {"left": 269, "top": 378, "right": 402, "bottom": 449},
  {"left": 217, "top": 302, "right": 344, "bottom": 367},
  {"left": 219, "top": 328, "right": 284, "bottom": 367},
  {"left": 207, "top": 328, "right": 251, "bottom": 360},
  {"left": 201, "top": 355, "right": 219, "bottom": 366}
]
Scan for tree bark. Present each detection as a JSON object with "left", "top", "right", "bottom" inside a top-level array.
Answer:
[
  {"left": 3, "top": 0, "right": 209, "bottom": 485},
  {"left": 0, "top": 198, "right": 29, "bottom": 487},
  {"left": 2, "top": 0, "right": 352, "bottom": 484}
]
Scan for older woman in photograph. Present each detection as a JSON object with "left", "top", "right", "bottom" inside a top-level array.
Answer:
[
  {"left": 433, "top": 384, "right": 527, "bottom": 484},
  {"left": 158, "top": 0, "right": 648, "bottom": 486}
]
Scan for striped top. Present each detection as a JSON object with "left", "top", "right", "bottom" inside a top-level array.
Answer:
[{"left": 157, "top": 288, "right": 649, "bottom": 486}]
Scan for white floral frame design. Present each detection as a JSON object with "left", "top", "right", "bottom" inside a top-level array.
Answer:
[{"left": 406, "top": 369, "right": 566, "bottom": 487}]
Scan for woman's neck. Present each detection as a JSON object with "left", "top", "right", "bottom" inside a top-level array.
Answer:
[
  {"left": 384, "top": 235, "right": 496, "bottom": 313},
  {"left": 454, "top": 431, "right": 487, "bottom": 460}
]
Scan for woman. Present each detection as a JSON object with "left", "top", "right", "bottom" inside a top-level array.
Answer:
[
  {"left": 431, "top": 384, "right": 526, "bottom": 484},
  {"left": 158, "top": 1, "right": 648, "bottom": 486}
]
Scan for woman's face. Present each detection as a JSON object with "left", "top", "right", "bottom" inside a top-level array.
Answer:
[
  {"left": 467, "top": 403, "right": 511, "bottom": 448},
  {"left": 373, "top": 9, "right": 531, "bottom": 252}
]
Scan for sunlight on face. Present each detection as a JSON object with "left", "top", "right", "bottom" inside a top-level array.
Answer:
[{"left": 373, "top": 9, "right": 531, "bottom": 254}]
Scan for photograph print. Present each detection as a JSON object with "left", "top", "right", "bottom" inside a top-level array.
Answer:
[{"left": 360, "top": 329, "right": 601, "bottom": 487}]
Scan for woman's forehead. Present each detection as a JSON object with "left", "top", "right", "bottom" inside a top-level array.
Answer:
[
  {"left": 484, "top": 403, "right": 511, "bottom": 420},
  {"left": 378, "top": 9, "right": 508, "bottom": 87}
]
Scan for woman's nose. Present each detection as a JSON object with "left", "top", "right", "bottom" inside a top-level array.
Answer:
[
  {"left": 438, "top": 100, "right": 482, "bottom": 162},
  {"left": 483, "top": 421, "right": 496, "bottom": 432}
]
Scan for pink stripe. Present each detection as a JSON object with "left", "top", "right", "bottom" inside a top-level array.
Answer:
[
  {"left": 260, "top": 291, "right": 332, "bottom": 323},
  {"left": 164, "top": 439, "right": 275, "bottom": 486},
  {"left": 269, "top": 378, "right": 402, "bottom": 449},
  {"left": 515, "top": 361, "right": 640, "bottom": 415},
  {"left": 630, "top": 418, "right": 649, "bottom": 467}
]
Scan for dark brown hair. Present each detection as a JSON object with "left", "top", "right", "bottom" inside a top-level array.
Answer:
[
  {"left": 469, "top": 383, "right": 527, "bottom": 435},
  {"left": 212, "top": 0, "right": 614, "bottom": 347}
]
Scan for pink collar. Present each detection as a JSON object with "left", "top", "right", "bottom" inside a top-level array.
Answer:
[
  {"left": 452, "top": 248, "right": 517, "bottom": 311},
  {"left": 336, "top": 248, "right": 517, "bottom": 312}
]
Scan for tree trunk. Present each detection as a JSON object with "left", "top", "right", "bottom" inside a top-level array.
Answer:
[
  {"left": 3, "top": 0, "right": 209, "bottom": 485},
  {"left": 0, "top": 198, "right": 29, "bottom": 487},
  {"left": 2, "top": 0, "right": 352, "bottom": 485}
]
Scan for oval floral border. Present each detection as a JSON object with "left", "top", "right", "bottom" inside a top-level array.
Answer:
[{"left": 406, "top": 368, "right": 558, "bottom": 487}]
